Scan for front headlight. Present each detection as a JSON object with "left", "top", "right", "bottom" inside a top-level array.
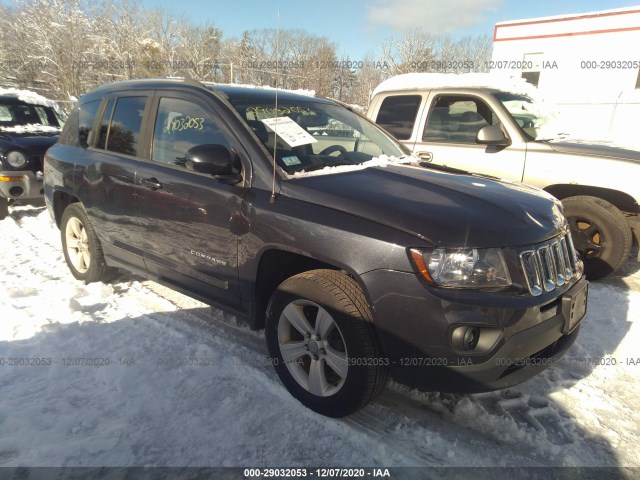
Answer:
[
  {"left": 409, "top": 247, "right": 512, "bottom": 288},
  {"left": 6, "top": 151, "right": 28, "bottom": 169}
]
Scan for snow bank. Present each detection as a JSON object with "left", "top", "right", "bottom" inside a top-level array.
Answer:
[
  {"left": 0, "top": 208, "right": 393, "bottom": 467},
  {"left": 1, "top": 204, "right": 639, "bottom": 468}
]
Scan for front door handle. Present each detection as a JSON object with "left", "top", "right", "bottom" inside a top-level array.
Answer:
[
  {"left": 141, "top": 177, "right": 163, "bottom": 190},
  {"left": 416, "top": 151, "right": 433, "bottom": 162}
]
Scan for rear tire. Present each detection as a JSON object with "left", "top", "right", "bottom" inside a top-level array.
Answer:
[
  {"left": 0, "top": 197, "right": 8, "bottom": 220},
  {"left": 265, "top": 269, "right": 388, "bottom": 417},
  {"left": 562, "top": 196, "right": 632, "bottom": 280},
  {"left": 60, "top": 203, "right": 118, "bottom": 283}
]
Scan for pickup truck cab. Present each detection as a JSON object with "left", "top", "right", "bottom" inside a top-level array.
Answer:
[
  {"left": 44, "top": 78, "right": 587, "bottom": 416},
  {"left": 367, "top": 73, "right": 640, "bottom": 280}
]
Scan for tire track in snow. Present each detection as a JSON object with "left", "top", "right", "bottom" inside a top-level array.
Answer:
[
  {"left": 139, "top": 282, "right": 553, "bottom": 467},
  {"left": 6, "top": 206, "right": 637, "bottom": 467}
]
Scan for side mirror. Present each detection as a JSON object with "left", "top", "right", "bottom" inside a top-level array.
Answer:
[
  {"left": 185, "top": 144, "right": 242, "bottom": 183},
  {"left": 476, "top": 125, "right": 511, "bottom": 146}
]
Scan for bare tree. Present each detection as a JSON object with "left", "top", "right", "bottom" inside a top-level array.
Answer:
[
  {"left": 352, "top": 54, "right": 389, "bottom": 106},
  {"left": 232, "top": 29, "right": 338, "bottom": 96},
  {"left": 0, "top": 0, "right": 97, "bottom": 98},
  {"left": 0, "top": 1, "right": 492, "bottom": 107},
  {"left": 174, "top": 23, "right": 222, "bottom": 81},
  {"left": 437, "top": 34, "right": 493, "bottom": 73},
  {"left": 140, "top": 8, "right": 186, "bottom": 78},
  {"left": 91, "top": 0, "right": 144, "bottom": 81},
  {"left": 380, "top": 29, "right": 438, "bottom": 75},
  {"left": 378, "top": 30, "right": 492, "bottom": 76}
]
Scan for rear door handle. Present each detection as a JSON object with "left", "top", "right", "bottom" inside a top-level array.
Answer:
[
  {"left": 140, "top": 177, "right": 162, "bottom": 190},
  {"left": 416, "top": 151, "right": 433, "bottom": 162}
]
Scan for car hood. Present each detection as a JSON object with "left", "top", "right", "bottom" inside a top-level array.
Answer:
[
  {"left": 0, "top": 130, "right": 59, "bottom": 152},
  {"left": 282, "top": 164, "right": 565, "bottom": 248},
  {"left": 546, "top": 140, "right": 640, "bottom": 163}
]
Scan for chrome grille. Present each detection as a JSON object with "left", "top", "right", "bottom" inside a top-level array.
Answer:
[{"left": 519, "top": 233, "right": 583, "bottom": 296}]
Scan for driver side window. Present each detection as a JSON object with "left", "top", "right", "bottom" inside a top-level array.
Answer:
[
  {"left": 152, "top": 97, "right": 230, "bottom": 167},
  {"left": 423, "top": 96, "right": 496, "bottom": 144}
]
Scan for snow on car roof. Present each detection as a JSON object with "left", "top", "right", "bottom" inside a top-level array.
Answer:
[
  {"left": 204, "top": 81, "right": 316, "bottom": 98},
  {"left": 0, "top": 124, "right": 61, "bottom": 133},
  {"left": 371, "top": 73, "right": 539, "bottom": 98},
  {"left": 0, "top": 87, "right": 61, "bottom": 109}
]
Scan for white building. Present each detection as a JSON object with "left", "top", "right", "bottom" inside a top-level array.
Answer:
[{"left": 491, "top": 6, "right": 640, "bottom": 145}]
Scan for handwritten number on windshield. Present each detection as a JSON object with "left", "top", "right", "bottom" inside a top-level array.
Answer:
[{"left": 163, "top": 116, "right": 205, "bottom": 134}]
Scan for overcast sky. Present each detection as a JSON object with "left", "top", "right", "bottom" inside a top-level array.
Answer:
[{"left": 141, "top": 0, "right": 639, "bottom": 59}]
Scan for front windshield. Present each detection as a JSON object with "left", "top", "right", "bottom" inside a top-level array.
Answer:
[
  {"left": 497, "top": 92, "right": 571, "bottom": 142},
  {"left": 496, "top": 92, "right": 545, "bottom": 141},
  {"left": 228, "top": 98, "right": 408, "bottom": 175},
  {"left": 0, "top": 100, "right": 65, "bottom": 131}
]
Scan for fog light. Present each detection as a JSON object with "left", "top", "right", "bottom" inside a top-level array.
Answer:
[
  {"left": 451, "top": 325, "right": 502, "bottom": 354},
  {"left": 463, "top": 327, "right": 480, "bottom": 350},
  {"left": 9, "top": 186, "right": 24, "bottom": 196}
]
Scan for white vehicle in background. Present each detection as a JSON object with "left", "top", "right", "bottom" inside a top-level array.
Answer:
[{"left": 366, "top": 73, "right": 640, "bottom": 280}]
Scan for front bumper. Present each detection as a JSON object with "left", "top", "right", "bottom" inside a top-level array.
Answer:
[
  {"left": 0, "top": 170, "right": 44, "bottom": 201},
  {"left": 361, "top": 269, "right": 586, "bottom": 393}
]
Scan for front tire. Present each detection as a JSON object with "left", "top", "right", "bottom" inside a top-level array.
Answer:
[
  {"left": 60, "top": 203, "right": 118, "bottom": 283},
  {"left": 562, "top": 196, "right": 632, "bottom": 280},
  {"left": 265, "top": 270, "right": 388, "bottom": 417}
]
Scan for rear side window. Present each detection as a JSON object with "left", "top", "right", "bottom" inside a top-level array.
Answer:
[
  {"left": 58, "top": 106, "right": 79, "bottom": 146},
  {"left": 95, "top": 96, "right": 147, "bottom": 155},
  {"left": 96, "top": 98, "right": 115, "bottom": 150},
  {"left": 375, "top": 95, "right": 422, "bottom": 140},
  {"left": 105, "top": 97, "right": 147, "bottom": 156},
  {"left": 78, "top": 100, "right": 101, "bottom": 147}
]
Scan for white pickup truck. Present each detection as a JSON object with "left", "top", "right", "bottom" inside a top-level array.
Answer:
[{"left": 366, "top": 73, "right": 640, "bottom": 280}]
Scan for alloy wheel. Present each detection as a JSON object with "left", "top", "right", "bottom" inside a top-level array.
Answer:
[
  {"left": 65, "top": 217, "right": 91, "bottom": 273},
  {"left": 277, "top": 299, "right": 349, "bottom": 397}
]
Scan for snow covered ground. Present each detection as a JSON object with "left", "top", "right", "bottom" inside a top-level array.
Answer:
[{"left": 1, "top": 204, "right": 639, "bottom": 471}]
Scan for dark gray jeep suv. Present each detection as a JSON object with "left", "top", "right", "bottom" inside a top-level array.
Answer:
[{"left": 44, "top": 78, "right": 588, "bottom": 417}]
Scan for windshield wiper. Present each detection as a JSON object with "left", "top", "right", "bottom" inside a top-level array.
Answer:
[
  {"left": 418, "top": 161, "right": 500, "bottom": 181},
  {"left": 418, "top": 161, "right": 470, "bottom": 175}
]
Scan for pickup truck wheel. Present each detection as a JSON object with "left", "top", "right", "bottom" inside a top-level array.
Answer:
[
  {"left": 61, "top": 203, "right": 118, "bottom": 283},
  {"left": 562, "top": 196, "right": 632, "bottom": 280},
  {"left": 0, "top": 197, "right": 8, "bottom": 220},
  {"left": 265, "top": 269, "right": 388, "bottom": 417}
]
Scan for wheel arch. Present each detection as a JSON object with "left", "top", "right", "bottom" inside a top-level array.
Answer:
[
  {"left": 544, "top": 184, "right": 639, "bottom": 215},
  {"left": 251, "top": 248, "right": 368, "bottom": 331},
  {"left": 52, "top": 190, "right": 80, "bottom": 227}
]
